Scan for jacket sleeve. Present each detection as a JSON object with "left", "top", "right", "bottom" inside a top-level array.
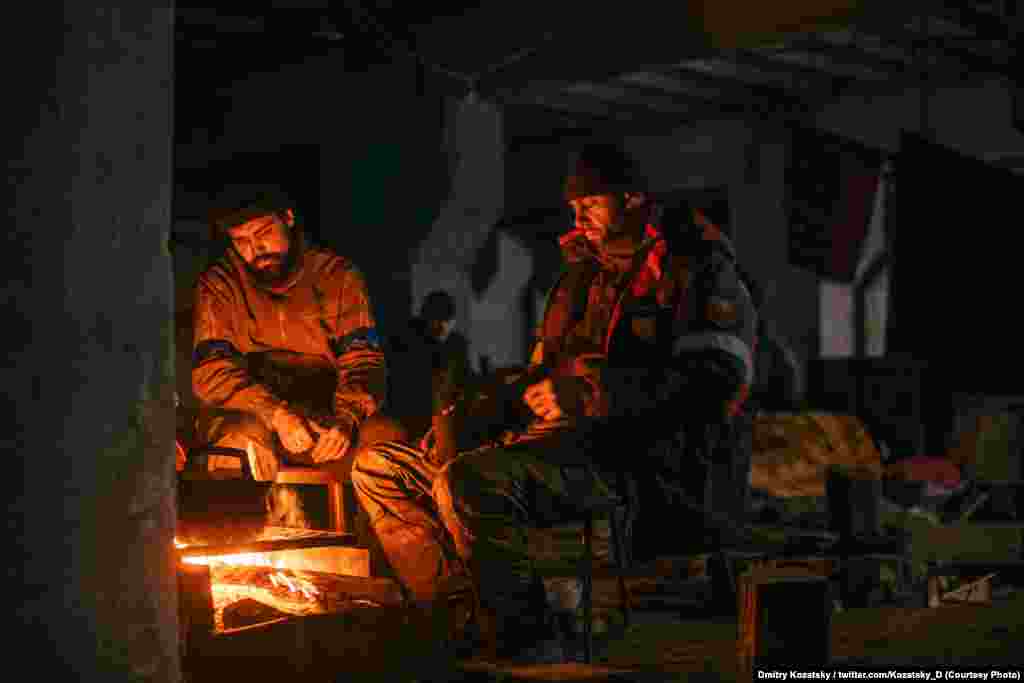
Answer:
[
  {"left": 191, "top": 277, "right": 285, "bottom": 428},
  {"left": 602, "top": 250, "right": 757, "bottom": 427},
  {"left": 326, "top": 266, "right": 387, "bottom": 431}
]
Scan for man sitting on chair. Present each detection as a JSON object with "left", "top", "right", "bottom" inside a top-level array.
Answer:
[
  {"left": 191, "top": 185, "right": 400, "bottom": 481},
  {"left": 348, "top": 142, "right": 757, "bottom": 662}
]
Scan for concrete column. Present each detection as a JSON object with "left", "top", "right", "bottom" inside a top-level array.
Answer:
[
  {"left": 730, "top": 129, "right": 819, "bottom": 376},
  {"left": 411, "top": 96, "right": 505, "bottom": 372},
  {"left": 7, "top": 7, "right": 179, "bottom": 682}
]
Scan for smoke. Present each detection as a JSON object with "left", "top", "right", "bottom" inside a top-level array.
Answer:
[{"left": 264, "top": 484, "right": 310, "bottom": 529}]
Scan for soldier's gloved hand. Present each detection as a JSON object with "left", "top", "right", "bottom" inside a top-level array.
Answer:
[
  {"left": 308, "top": 417, "right": 353, "bottom": 463},
  {"left": 271, "top": 406, "right": 315, "bottom": 454},
  {"left": 523, "top": 376, "right": 587, "bottom": 421}
]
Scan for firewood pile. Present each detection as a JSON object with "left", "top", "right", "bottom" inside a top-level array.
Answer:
[
  {"left": 209, "top": 566, "right": 390, "bottom": 632},
  {"left": 177, "top": 526, "right": 390, "bottom": 634}
]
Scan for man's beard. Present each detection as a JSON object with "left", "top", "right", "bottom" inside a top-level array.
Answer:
[{"left": 245, "top": 247, "right": 299, "bottom": 288}]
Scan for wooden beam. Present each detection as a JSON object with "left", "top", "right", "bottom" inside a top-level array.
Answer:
[
  {"left": 560, "top": 82, "right": 709, "bottom": 115},
  {"left": 796, "top": 40, "right": 917, "bottom": 77},
  {"left": 462, "top": 8, "right": 717, "bottom": 99},
  {"left": 656, "top": 66, "right": 813, "bottom": 107},
  {"left": 512, "top": 91, "right": 690, "bottom": 128},
  {"left": 845, "top": 18, "right": 1017, "bottom": 78},
  {"left": 506, "top": 128, "right": 598, "bottom": 147},
  {"left": 500, "top": 95, "right": 725, "bottom": 140},
  {"left": 938, "top": 0, "right": 1015, "bottom": 41},
  {"left": 508, "top": 71, "right": 816, "bottom": 133},
  {"left": 500, "top": 98, "right": 631, "bottom": 129},
  {"left": 732, "top": 48, "right": 857, "bottom": 95}
]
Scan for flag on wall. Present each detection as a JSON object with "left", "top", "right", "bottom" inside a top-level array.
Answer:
[{"left": 786, "top": 127, "right": 883, "bottom": 282}]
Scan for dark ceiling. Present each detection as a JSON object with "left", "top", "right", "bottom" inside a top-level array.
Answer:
[{"left": 175, "top": 2, "right": 1022, "bottom": 142}]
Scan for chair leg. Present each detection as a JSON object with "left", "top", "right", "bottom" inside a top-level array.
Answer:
[
  {"left": 582, "top": 513, "right": 595, "bottom": 664},
  {"left": 609, "top": 507, "right": 632, "bottom": 628},
  {"left": 326, "top": 481, "right": 346, "bottom": 533}
]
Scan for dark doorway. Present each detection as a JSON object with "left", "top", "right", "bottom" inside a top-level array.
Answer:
[{"left": 174, "top": 145, "right": 322, "bottom": 244}]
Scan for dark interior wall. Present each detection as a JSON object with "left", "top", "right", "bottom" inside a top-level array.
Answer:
[
  {"left": 175, "top": 58, "right": 450, "bottom": 342},
  {"left": 9, "top": 7, "right": 179, "bottom": 682},
  {"left": 501, "top": 135, "right": 578, "bottom": 351},
  {"left": 325, "top": 79, "right": 449, "bottom": 336}
]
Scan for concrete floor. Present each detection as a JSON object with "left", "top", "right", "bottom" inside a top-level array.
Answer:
[{"left": 449, "top": 571, "right": 1024, "bottom": 682}]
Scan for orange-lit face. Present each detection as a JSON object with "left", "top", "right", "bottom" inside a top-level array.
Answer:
[
  {"left": 569, "top": 192, "right": 648, "bottom": 245},
  {"left": 568, "top": 194, "right": 622, "bottom": 245},
  {"left": 427, "top": 318, "right": 455, "bottom": 343},
  {"left": 227, "top": 209, "right": 295, "bottom": 284}
]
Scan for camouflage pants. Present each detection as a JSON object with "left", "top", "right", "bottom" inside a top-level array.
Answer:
[
  {"left": 706, "top": 412, "right": 754, "bottom": 535},
  {"left": 198, "top": 351, "right": 352, "bottom": 479},
  {"left": 200, "top": 410, "right": 406, "bottom": 482},
  {"left": 351, "top": 424, "right": 610, "bottom": 614},
  {"left": 200, "top": 410, "right": 301, "bottom": 479}
]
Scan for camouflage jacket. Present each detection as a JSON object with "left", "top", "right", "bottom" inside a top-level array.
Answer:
[
  {"left": 534, "top": 215, "right": 758, "bottom": 456},
  {"left": 191, "top": 236, "right": 387, "bottom": 433}
]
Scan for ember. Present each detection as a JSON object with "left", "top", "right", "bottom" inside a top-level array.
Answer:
[{"left": 174, "top": 531, "right": 380, "bottom": 634}]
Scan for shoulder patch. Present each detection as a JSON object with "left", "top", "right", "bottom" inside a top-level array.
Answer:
[
  {"left": 706, "top": 296, "right": 739, "bottom": 328},
  {"left": 631, "top": 315, "right": 658, "bottom": 341}
]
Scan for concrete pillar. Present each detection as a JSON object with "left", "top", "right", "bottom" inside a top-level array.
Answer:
[
  {"left": 7, "top": 7, "right": 179, "bottom": 682},
  {"left": 411, "top": 96, "right": 505, "bottom": 372},
  {"left": 730, "top": 128, "right": 819, "bottom": 376}
]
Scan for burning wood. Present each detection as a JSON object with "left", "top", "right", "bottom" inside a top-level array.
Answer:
[
  {"left": 175, "top": 477, "right": 313, "bottom": 548},
  {"left": 264, "top": 482, "right": 310, "bottom": 529},
  {"left": 176, "top": 534, "right": 393, "bottom": 634},
  {"left": 207, "top": 566, "right": 390, "bottom": 632}
]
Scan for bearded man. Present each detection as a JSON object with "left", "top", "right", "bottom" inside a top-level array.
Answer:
[
  {"left": 191, "top": 186, "right": 399, "bottom": 481},
  {"left": 348, "top": 142, "right": 758, "bottom": 661}
]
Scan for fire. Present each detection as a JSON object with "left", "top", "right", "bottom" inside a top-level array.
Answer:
[
  {"left": 269, "top": 571, "right": 319, "bottom": 600},
  {"left": 174, "top": 537, "right": 320, "bottom": 600}
]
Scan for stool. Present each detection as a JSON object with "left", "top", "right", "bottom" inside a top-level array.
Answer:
[
  {"left": 573, "top": 492, "right": 633, "bottom": 663},
  {"left": 184, "top": 445, "right": 351, "bottom": 532},
  {"left": 444, "top": 491, "right": 633, "bottom": 664}
]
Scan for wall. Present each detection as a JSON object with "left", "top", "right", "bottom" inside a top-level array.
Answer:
[
  {"left": 626, "top": 76, "right": 1024, "bottom": 387},
  {"left": 626, "top": 119, "right": 820, "bottom": 376},
  {"left": 171, "top": 55, "right": 1024, "bottom": 402},
  {"left": 814, "top": 76, "right": 1024, "bottom": 160},
  {"left": 813, "top": 76, "right": 1024, "bottom": 365},
  {"left": 609, "top": 76, "right": 1024, "bottom": 384},
  {"left": 174, "top": 56, "right": 449, "bottom": 338},
  {"left": 8, "top": 7, "right": 179, "bottom": 682},
  {"left": 411, "top": 97, "right": 508, "bottom": 371}
]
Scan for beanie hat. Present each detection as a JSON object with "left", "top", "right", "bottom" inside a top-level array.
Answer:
[{"left": 563, "top": 142, "right": 646, "bottom": 201}]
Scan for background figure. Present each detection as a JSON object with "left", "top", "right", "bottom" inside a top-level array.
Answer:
[
  {"left": 352, "top": 141, "right": 758, "bottom": 662},
  {"left": 387, "top": 289, "right": 475, "bottom": 439}
]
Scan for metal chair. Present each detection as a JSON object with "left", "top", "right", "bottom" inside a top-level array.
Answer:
[
  {"left": 442, "top": 466, "right": 634, "bottom": 664},
  {"left": 569, "top": 482, "right": 634, "bottom": 663},
  {"left": 534, "top": 466, "right": 635, "bottom": 664}
]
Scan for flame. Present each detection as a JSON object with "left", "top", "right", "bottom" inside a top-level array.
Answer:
[
  {"left": 269, "top": 571, "right": 319, "bottom": 600},
  {"left": 182, "top": 552, "right": 269, "bottom": 567},
  {"left": 174, "top": 538, "right": 319, "bottom": 600}
]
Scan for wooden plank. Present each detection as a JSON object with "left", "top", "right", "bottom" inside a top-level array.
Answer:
[
  {"left": 178, "top": 562, "right": 215, "bottom": 660},
  {"left": 209, "top": 567, "right": 405, "bottom": 632},
  {"left": 275, "top": 467, "right": 338, "bottom": 485},
  {"left": 178, "top": 533, "right": 359, "bottom": 559}
]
